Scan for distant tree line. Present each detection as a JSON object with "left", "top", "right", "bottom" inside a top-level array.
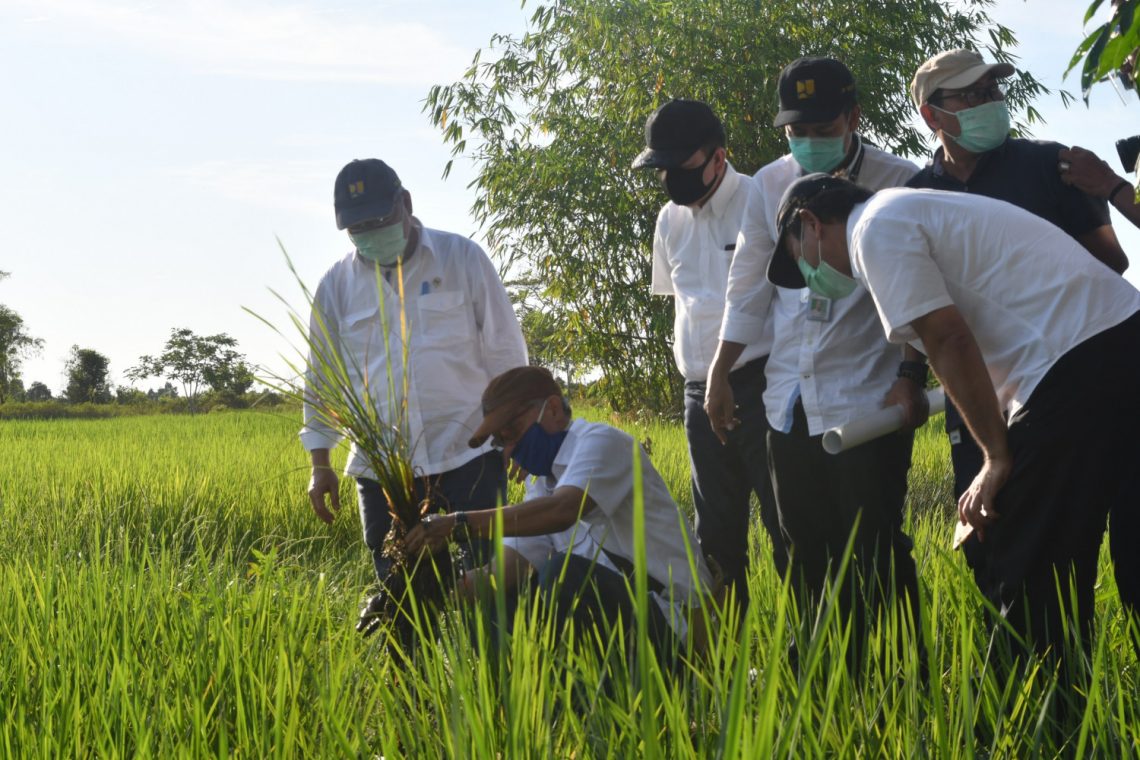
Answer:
[{"left": 0, "top": 273, "right": 270, "bottom": 415}]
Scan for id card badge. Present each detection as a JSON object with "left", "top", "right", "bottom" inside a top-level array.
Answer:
[{"left": 806, "top": 294, "right": 833, "bottom": 322}]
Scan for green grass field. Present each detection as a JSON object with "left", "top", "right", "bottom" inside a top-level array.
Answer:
[{"left": 0, "top": 409, "right": 1136, "bottom": 757}]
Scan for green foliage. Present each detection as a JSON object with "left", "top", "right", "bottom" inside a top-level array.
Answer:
[
  {"left": 1068, "top": 0, "right": 1140, "bottom": 102},
  {"left": 1, "top": 411, "right": 1136, "bottom": 755},
  {"left": 128, "top": 327, "right": 254, "bottom": 412},
  {"left": 64, "top": 345, "right": 112, "bottom": 404},
  {"left": 425, "top": 0, "right": 1042, "bottom": 413},
  {"left": 0, "top": 272, "right": 44, "bottom": 404},
  {"left": 25, "top": 381, "right": 51, "bottom": 402}
]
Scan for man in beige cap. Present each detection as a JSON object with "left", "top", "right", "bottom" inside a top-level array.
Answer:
[
  {"left": 906, "top": 49, "right": 1129, "bottom": 532},
  {"left": 404, "top": 365, "right": 712, "bottom": 656}
]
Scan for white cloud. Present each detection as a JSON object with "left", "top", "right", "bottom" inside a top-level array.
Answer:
[{"left": 9, "top": 0, "right": 472, "bottom": 84}]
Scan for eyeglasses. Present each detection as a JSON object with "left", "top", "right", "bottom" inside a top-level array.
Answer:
[
  {"left": 931, "top": 83, "right": 1006, "bottom": 109},
  {"left": 490, "top": 401, "right": 544, "bottom": 450},
  {"left": 346, "top": 197, "right": 405, "bottom": 234}
]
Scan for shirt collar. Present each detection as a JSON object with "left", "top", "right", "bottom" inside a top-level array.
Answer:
[
  {"left": 931, "top": 137, "right": 1009, "bottom": 178},
  {"left": 693, "top": 163, "right": 741, "bottom": 219}
]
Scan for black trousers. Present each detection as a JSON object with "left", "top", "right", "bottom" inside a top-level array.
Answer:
[
  {"left": 768, "top": 399, "right": 922, "bottom": 668},
  {"left": 964, "top": 311, "right": 1140, "bottom": 661},
  {"left": 537, "top": 552, "right": 678, "bottom": 666},
  {"left": 683, "top": 356, "right": 787, "bottom": 605},
  {"left": 357, "top": 450, "right": 507, "bottom": 581}
]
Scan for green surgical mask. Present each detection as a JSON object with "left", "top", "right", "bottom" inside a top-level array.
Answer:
[
  {"left": 788, "top": 135, "right": 848, "bottom": 173},
  {"left": 350, "top": 224, "right": 407, "bottom": 266},
  {"left": 797, "top": 236, "right": 857, "bottom": 300},
  {"left": 933, "top": 100, "right": 1010, "bottom": 154}
]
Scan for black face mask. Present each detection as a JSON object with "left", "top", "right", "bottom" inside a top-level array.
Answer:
[{"left": 660, "top": 150, "right": 717, "bottom": 206}]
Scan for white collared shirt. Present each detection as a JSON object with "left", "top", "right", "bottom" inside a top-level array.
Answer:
[
  {"left": 720, "top": 145, "right": 919, "bottom": 434},
  {"left": 528, "top": 418, "right": 712, "bottom": 635},
  {"left": 300, "top": 220, "right": 528, "bottom": 478},
  {"left": 651, "top": 164, "right": 770, "bottom": 382},
  {"left": 849, "top": 188, "right": 1140, "bottom": 417}
]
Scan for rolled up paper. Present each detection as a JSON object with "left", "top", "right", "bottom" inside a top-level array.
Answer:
[{"left": 821, "top": 388, "right": 946, "bottom": 455}]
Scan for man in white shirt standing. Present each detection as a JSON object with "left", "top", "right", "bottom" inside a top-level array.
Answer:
[
  {"left": 705, "top": 58, "right": 928, "bottom": 670},
  {"left": 405, "top": 365, "right": 712, "bottom": 659},
  {"left": 767, "top": 173, "right": 1140, "bottom": 685},
  {"left": 301, "top": 159, "right": 528, "bottom": 584},
  {"left": 631, "top": 99, "right": 787, "bottom": 606}
]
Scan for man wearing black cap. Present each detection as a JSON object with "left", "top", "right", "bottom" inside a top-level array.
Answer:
[
  {"left": 631, "top": 98, "right": 786, "bottom": 606},
  {"left": 301, "top": 159, "right": 527, "bottom": 584},
  {"left": 404, "top": 365, "right": 712, "bottom": 656},
  {"left": 767, "top": 173, "right": 1140, "bottom": 678},
  {"left": 704, "top": 57, "right": 927, "bottom": 666}
]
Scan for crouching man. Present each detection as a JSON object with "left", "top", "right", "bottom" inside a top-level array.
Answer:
[{"left": 405, "top": 366, "right": 713, "bottom": 657}]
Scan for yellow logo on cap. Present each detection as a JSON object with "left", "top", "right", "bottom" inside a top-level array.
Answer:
[
  {"left": 796, "top": 79, "right": 815, "bottom": 99},
  {"left": 349, "top": 181, "right": 364, "bottom": 197}
]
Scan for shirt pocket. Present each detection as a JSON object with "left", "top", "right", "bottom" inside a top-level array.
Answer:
[{"left": 416, "top": 290, "right": 473, "bottom": 346}]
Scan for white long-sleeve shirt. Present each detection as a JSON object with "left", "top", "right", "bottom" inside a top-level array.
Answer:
[
  {"left": 720, "top": 143, "right": 918, "bottom": 434},
  {"left": 651, "top": 165, "right": 771, "bottom": 382},
  {"left": 300, "top": 220, "right": 528, "bottom": 478}
]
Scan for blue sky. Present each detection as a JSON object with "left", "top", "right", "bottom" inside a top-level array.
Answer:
[{"left": 2, "top": 0, "right": 1137, "bottom": 394}]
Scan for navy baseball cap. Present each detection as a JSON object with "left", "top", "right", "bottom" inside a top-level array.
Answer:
[
  {"left": 632, "top": 99, "right": 725, "bottom": 170},
  {"left": 773, "top": 57, "right": 857, "bottom": 128},
  {"left": 767, "top": 173, "right": 849, "bottom": 288},
  {"left": 333, "top": 159, "right": 403, "bottom": 230}
]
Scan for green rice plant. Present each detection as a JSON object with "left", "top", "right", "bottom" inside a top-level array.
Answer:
[{"left": 2, "top": 410, "right": 1138, "bottom": 756}]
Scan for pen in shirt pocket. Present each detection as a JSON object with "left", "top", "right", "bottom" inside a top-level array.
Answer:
[{"left": 420, "top": 281, "right": 430, "bottom": 295}]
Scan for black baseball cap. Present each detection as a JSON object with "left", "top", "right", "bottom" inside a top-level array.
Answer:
[
  {"left": 766, "top": 173, "right": 849, "bottom": 288},
  {"left": 333, "top": 159, "right": 403, "bottom": 230},
  {"left": 631, "top": 99, "right": 725, "bottom": 170},
  {"left": 773, "top": 57, "right": 857, "bottom": 128}
]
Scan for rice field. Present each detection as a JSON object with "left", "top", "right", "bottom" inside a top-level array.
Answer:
[{"left": 0, "top": 408, "right": 1136, "bottom": 757}]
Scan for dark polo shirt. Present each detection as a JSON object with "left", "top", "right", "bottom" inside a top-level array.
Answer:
[{"left": 906, "top": 138, "right": 1110, "bottom": 241}]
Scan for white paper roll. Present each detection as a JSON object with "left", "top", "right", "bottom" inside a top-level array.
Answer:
[{"left": 821, "top": 388, "right": 946, "bottom": 455}]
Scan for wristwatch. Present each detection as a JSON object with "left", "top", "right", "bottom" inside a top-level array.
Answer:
[
  {"left": 452, "top": 511, "right": 470, "bottom": 543},
  {"left": 896, "top": 360, "right": 928, "bottom": 386}
]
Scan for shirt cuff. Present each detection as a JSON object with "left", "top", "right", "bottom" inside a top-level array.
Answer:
[{"left": 719, "top": 313, "right": 765, "bottom": 345}]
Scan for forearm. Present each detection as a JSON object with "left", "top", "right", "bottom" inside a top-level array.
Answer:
[
  {"left": 310, "top": 448, "right": 332, "bottom": 469},
  {"left": 918, "top": 322, "right": 1008, "bottom": 462},
  {"left": 708, "top": 340, "right": 746, "bottom": 383},
  {"left": 1110, "top": 181, "right": 1140, "bottom": 230},
  {"left": 464, "top": 492, "right": 587, "bottom": 539}
]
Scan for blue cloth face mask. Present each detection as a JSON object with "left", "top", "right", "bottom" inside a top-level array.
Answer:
[
  {"left": 349, "top": 223, "right": 406, "bottom": 266},
  {"left": 787, "top": 135, "right": 848, "bottom": 173},
  {"left": 510, "top": 399, "right": 568, "bottom": 477},
  {"left": 797, "top": 235, "right": 857, "bottom": 300},
  {"left": 931, "top": 100, "right": 1010, "bottom": 154}
]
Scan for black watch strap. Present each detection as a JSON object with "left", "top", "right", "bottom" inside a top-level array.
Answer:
[
  {"left": 453, "top": 511, "right": 470, "bottom": 542},
  {"left": 897, "top": 360, "right": 928, "bottom": 386}
]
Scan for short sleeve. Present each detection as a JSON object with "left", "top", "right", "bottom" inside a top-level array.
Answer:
[
  {"left": 556, "top": 426, "right": 634, "bottom": 517},
  {"left": 849, "top": 206, "right": 954, "bottom": 344}
]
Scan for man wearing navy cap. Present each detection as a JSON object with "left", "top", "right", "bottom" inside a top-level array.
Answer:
[
  {"left": 632, "top": 99, "right": 787, "bottom": 606},
  {"left": 301, "top": 159, "right": 527, "bottom": 587},
  {"left": 704, "top": 58, "right": 927, "bottom": 669}
]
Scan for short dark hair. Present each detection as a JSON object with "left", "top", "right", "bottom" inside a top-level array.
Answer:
[{"left": 783, "top": 183, "right": 875, "bottom": 242}]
